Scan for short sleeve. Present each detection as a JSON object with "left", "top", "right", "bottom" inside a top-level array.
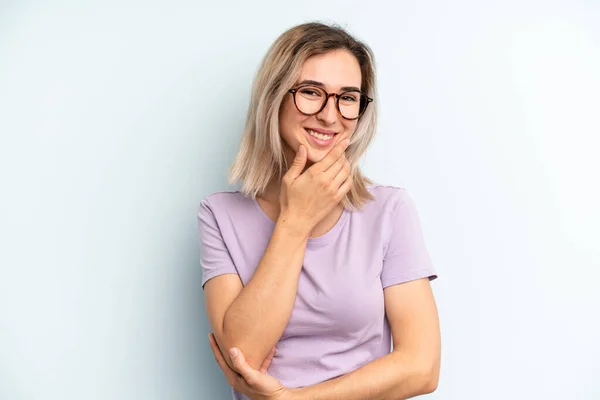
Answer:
[
  {"left": 381, "top": 190, "right": 437, "bottom": 289},
  {"left": 197, "top": 198, "right": 239, "bottom": 288}
]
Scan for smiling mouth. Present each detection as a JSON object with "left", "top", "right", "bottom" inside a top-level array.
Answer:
[{"left": 305, "top": 128, "right": 337, "bottom": 141}]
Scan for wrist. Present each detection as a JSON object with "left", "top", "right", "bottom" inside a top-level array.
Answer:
[
  {"left": 285, "top": 387, "right": 306, "bottom": 400},
  {"left": 276, "top": 212, "right": 311, "bottom": 239}
]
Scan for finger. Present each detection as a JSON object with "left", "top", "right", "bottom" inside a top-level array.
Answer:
[
  {"left": 311, "top": 138, "right": 349, "bottom": 172},
  {"left": 259, "top": 347, "right": 275, "bottom": 374},
  {"left": 335, "top": 174, "right": 353, "bottom": 199},
  {"left": 331, "top": 160, "right": 351, "bottom": 189},
  {"left": 285, "top": 144, "right": 307, "bottom": 180},
  {"left": 259, "top": 346, "right": 276, "bottom": 374},
  {"left": 322, "top": 153, "right": 347, "bottom": 181},
  {"left": 208, "top": 334, "right": 239, "bottom": 382},
  {"left": 229, "top": 347, "right": 259, "bottom": 386}
]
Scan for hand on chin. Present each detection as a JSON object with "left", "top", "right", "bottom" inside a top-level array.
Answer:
[{"left": 303, "top": 143, "right": 330, "bottom": 163}]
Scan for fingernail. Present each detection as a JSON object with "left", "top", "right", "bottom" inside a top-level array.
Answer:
[
  {"left": 229, "top": 348, "right": 239, "bottom": 358},
  {"left": 344, "top": 139, "right": 350, "bottom": 147}
]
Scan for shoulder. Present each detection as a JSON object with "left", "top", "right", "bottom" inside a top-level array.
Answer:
[
  {"left": 198, "top": 190, "right": 253, "bottom": 217},
  {"left": 362, "top": 183, "right": 412, "bottom": 215}
]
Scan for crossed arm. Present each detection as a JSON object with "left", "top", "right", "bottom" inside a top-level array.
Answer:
[{"left": 206, "top": 271, "right": 440, "bottom": 400}]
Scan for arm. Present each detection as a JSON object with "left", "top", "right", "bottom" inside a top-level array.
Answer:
[
  {"left": 204, "top": 214, "right": 309, "bottom": 372},
  {"left": 291, "top": 278, "right": 441, "bottom": 400},
  {"left": 204, "top": 141, "right": 352, "bottom": 372}
]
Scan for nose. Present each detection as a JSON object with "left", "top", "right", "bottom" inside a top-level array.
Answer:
[{"left": 316, "top": 94, "right": 338, "bottom": 124}]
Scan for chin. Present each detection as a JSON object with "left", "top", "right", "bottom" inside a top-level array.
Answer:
[{"left": 306, "top": 147, "right": 328, "bottom": 163}]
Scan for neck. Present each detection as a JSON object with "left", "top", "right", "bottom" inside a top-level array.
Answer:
[{"left": 261, "top": 178, "right": 282, "bottom": 206}]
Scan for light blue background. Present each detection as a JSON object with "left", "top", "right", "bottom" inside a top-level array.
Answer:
[{"left": 1, "top": 1, "right": 599, "bottom": 399}]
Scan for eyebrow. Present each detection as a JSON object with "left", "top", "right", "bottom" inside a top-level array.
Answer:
[{"left": 297, "top": 79, "right": 361, "bottom": 92}]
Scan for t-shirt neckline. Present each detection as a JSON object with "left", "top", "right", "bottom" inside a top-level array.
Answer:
[{"left": 251, "top": 197, "right": 349, "bottom": 247}]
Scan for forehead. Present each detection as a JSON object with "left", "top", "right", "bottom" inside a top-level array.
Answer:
[{"left": 298, "top": 50, "right": 362, "bottom": 90}]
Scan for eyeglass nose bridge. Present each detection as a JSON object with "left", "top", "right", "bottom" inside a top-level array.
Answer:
[{"left": 319, "top": 92, "right": 341, "bottom": 113}]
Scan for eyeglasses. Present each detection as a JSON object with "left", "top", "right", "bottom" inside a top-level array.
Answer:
[{"left": 288, "top": 85, "right": 373, "bottom": 120}]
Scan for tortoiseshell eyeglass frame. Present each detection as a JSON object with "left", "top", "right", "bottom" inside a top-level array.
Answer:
[{"left": 288, "top": 85, "right": 374, "bottom": 121}]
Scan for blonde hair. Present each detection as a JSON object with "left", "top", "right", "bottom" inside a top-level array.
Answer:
[{"left": 229, "top": 22, "right": 378, "bottom": 209}]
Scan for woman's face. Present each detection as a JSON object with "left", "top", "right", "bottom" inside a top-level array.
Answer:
[{"left": 279, "top": 50, "right": 362, "bottom": 166}]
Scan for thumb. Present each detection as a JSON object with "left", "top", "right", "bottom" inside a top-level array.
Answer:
[
  {"left": 229, "top": 348, "right": 258, "bottom": 385},
  {"left": 287, "top": 145, "right": 307, "bottom": 179}
]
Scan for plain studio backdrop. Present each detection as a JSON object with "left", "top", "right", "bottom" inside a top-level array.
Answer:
[{"left": 1, "top": 1, "right": 598, "bottom": 399}]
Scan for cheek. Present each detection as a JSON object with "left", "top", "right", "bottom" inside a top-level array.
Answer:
[
  {"left": 345, "top": 120, "right": 359, "bottom": 136},
  {"left": 280, "top": 103, "right": 309, "bottom": 137},
  {"left": 280, "top": 100, "right": 299, "bottom": 131}
]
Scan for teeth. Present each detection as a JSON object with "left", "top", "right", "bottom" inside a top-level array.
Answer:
[{"left": 308, "top": 129, "right": 333, "bottom": 141}]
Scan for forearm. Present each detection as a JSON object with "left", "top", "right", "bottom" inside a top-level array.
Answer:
[
  {"left": 291, "top": 350, "right": 438, "bottom": 400},
  {"left": 221, "top": 215, "right": 309, "bottom": 369}
]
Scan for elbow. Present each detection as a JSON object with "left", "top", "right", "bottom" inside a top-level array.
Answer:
[
  {"left": 419, "top": 359, "right": 440, "bottom": 394},
  {"left": 215, "top": 321, "right": 248, "bottom": 371},
  {"left": 398, "top": 354, "right": 439, "bottom": 397},
  {"left": 390, "top": 352, "right": 440, "bottom": 399},
  {"left": 219, "top": 326, "right": 262, "bottom": 371},
  {"left": 422, "top": 376, "right": 438, "bottom": 394},
  {"left": 391, "top": 349, "right": 440, "bottom": 398},
  {"left": 211, "top": 331, "right": 236, "bottom": 370},
  {"left": 221, "top": 315, "right": 243, "bottom": 359}
]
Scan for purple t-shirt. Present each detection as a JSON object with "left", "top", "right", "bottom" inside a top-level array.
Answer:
[{"left": 198, "top": 184, "right": 437, "bottom": 400}]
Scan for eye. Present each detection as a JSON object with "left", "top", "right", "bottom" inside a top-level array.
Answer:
[
  {"left": 341, "top": 94, "right": 358, "bottom": 102},
  {"left": 299, "top": 88, "right": 321, "bottom": 96}
]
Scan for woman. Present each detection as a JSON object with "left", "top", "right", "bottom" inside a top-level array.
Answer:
[{"left": 198, "top": 22, "right": 440, "bottom": 400}]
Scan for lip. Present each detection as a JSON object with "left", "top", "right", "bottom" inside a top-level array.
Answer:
[
  {"left": 304, "top": 128, "right": 338, "bottom": 147},
  {"left": 304, "top": 127, "right": 338, "bottom": 135}
]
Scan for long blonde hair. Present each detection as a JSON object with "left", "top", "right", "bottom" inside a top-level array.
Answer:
[{"left": 229, "top": 22, "right": 378, "bottom": 209}]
